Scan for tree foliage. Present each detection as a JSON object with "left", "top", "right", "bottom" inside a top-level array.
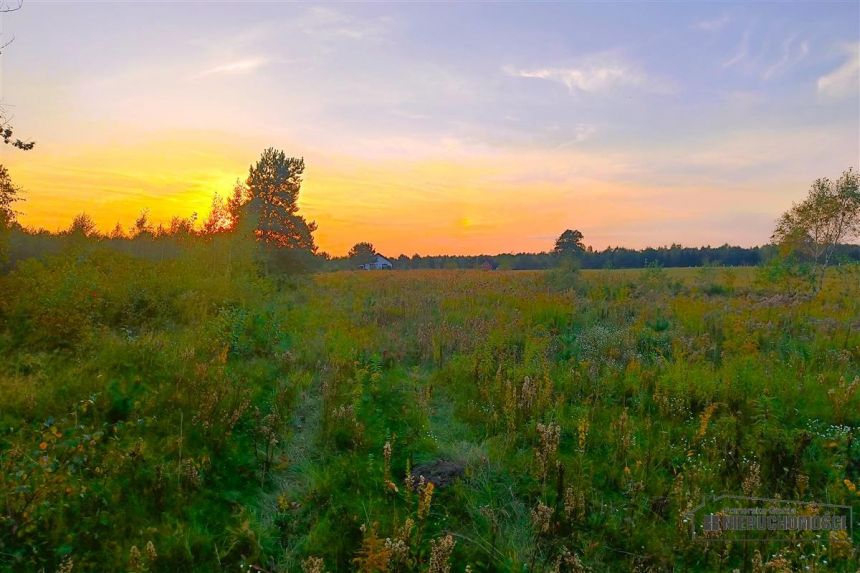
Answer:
[
  {"left": 132, "top": 209, "right": 154, "bottom": 239},
  {"left": 772, "top": 168, "right": 860, "bottom": 267},
  {"left": 0, "top": 164, "right": 20, "bottom": 229},
  {"left": 202, "top": 182, "right": 247, "bottom": 235},
  {"left": 66, "top": 212, "right": 97, "bottom": 238},
  {"left": 1, "top": 122, "right": 34, "bottom": 151},
  {"left": 348, "top": 242, "right": 377, "bottom": 265},
  {"left": 554, "top": 229, "right": 586, "bottom": 255},
  {"left": 0, "top": 164, "right": 21, "bottom": 263},
  {"left": 245, "top": 148, "right": 317, "bottom": 252}
]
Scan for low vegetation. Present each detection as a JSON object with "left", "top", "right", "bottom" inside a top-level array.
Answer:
[{"left": 2, "top": 251, "right": 859, "bottom": 571}]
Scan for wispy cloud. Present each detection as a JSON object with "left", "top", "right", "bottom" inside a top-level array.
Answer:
[
  {"left": 762, "top": 36, "right": 809, "bottom": 80},
  {"left": 556, "top": 124, "right": 598, "bottom": 148},
  {"left": 507, "top": 58, "right": 670, "bottom": 95},
  {"left": 694, "top": 15, "right": 730, "bottom": 32},
  {"left": 723, "top": 27, "right": 811, "bottom": 81},
  {"left": 817, "top": 43, "right": 860, "bottom": 98},
  {"left": 723, "top": 28, "right": 751, "bottom": 68},
  {"left": 196, "top": 57, "right": 269, "bottom": 78}
]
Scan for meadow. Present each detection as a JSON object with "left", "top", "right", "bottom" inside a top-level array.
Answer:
[{"left": 1, "top": 248, "right": 859, "bottom": 572}]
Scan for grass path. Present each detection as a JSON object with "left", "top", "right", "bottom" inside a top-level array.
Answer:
[
  {"left": 260, "top": 373, "right": 325, "bottom": 570},
  {"left": 413, "top": 368, "right": 544, "bottom": 571}
]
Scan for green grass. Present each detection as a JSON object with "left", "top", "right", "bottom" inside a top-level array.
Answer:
[{"left": 1, "top": 255, "right": 859, "bottom": 572}]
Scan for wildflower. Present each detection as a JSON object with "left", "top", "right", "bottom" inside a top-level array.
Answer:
[
  {"left": 531, "top": 501, "right": 553, "bottom": 534},
  {"left": 534, "top": 422, "right": 561, "bottom": 480},
  {"left": 677, "top": 499, "right": 694, "bottom": 535},
  {"left": 563, "top": 487, "right": 576, "bottom": 518},
  {"left": 521, "top": 376, "right": 536, "bottom": 411},
  {"left": 751, "top": 550, "right": 764, "bottom": 573},
  {"left": 301, "top": 556, "right": 328, "bottom": 573},
  {"left": 577, "top": 417, "right": 589, "bottom": 452},
  {"left": 144, "top": 541, "right": 157, "bottom": 561},
  {"left": 695, "top": 403, "right": 718, "bottom": 442},
  {"left": 563, "top": 486, "right": 585, "bottom": 521},
  {"left": 39, "top": 441, "right": 48, "bottom": 451},
  {"left": 417, "top": 478, "right": 434, "bottom": 520},
  {"left": 181, "top": 459, "right": 201, "bottom": 488},
  {"left": 742, "top": 462, "right": 760, "bottom": 496},
  {"left": 385, "top": 518, "right": 414, "bottom": 566},
  {"left": 763, "top": 555, "right": 792, "bottom": 573},
  {"left": 383, "top": 440, "right": 392, "bottom": 481},
  {"left": 277, "top": 493, "right": 290, "bottom": 512},
  {"left": 428, "top": 533, "right": 455, "bottom": 573},
  {"left": 354, "top": 523, "right": 391, "bottom": 571},
  {"left": 552, "top": 546, "right": 590, "bottom": 573},
  {"left": 384, "top": 537, "right": 409, "bottom": 566},
  {"left": 397, "top": 517, "right": 414, "bottom": 540},
  {"left": 828, "top": 529, "right": 852, "bottom": 559},
  {"left": 128, "top": 546, "right": 141, "bottom": 569},
  {"left": 56, "top": 556, "right": 74, "bottom": 573},
  {"left": 844, "top": 478, "right": 856, "bottom": 493},
  {"left": 403, "top": 465, "right": 417, "bottom": 493}
]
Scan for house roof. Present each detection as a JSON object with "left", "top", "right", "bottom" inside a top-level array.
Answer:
[{"left": 358, "top": 254, "right": 392, "bottom": 268}]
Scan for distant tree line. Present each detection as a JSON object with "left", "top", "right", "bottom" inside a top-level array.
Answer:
[
  {"left": 3, "top": 158, "right": 859, "bottom": 275},
  {"left": 322, "top": 242, "right": 859, "bottom": 272},
  {"left": 329, "top": 168, "right": 859, "bottom": 272},
  {"left": 15, "top": 225, "right": 847, "bottom": 273}
]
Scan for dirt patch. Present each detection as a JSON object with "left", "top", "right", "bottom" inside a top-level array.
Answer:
[{"left": 411, "top": 460, "right": 465, "bottom": 488}]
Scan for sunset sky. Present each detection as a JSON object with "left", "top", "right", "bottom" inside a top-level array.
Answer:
[{"left": 1, "top": 2, "right": 858, "bottom": 255}]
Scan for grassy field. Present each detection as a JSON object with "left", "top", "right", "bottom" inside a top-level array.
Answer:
[{"left": 1, "top": 252, "right": 859, "bottom": 572}]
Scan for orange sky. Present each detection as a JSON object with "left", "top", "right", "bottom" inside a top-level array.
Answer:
[
  {"left": 2, "top": 127, "right": 849, "bottom": 256},
  {"left": 3, "top": 132, "right": 623, "bottom": 255}
]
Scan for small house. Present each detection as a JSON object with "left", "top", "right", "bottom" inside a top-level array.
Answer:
[{"left": 359, "top": 255, "right": 393, "bottom": 270}]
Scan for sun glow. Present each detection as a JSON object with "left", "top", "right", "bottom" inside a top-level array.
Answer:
[
  {"left": 6, "top": 134, "right": 249, "bottom": 234},
  {"left": 4, "top": 130, "right": 787, "bottom": 256}
]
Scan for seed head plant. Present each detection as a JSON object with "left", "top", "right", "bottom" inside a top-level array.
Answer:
[
  {"left": 535, "top": 421, "right": 561, "bottom": 481},
  {"left": 427, "top": 533, "right": 455, "bottom": 573}
]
